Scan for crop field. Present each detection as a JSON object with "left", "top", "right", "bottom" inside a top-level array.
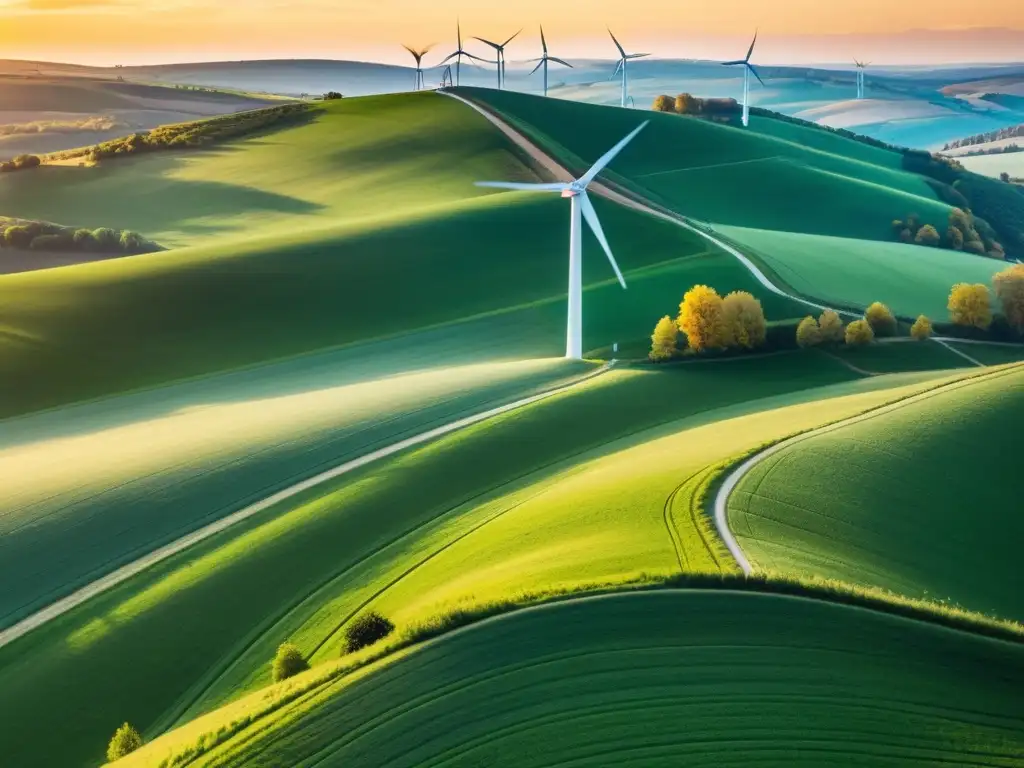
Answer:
[
  {"left": 728, "top": 364, "right": 1024, "bottom": 622},
  {"left": 0, "top": 352, "right": 983, "bottom": 767},
  {"left": 714, "top": 225, "right": 1007, "bottom": 318},
  {"left": 121, "top": 590, "right": 1024, "bottom": 768},
  {"left": 458, "top": 87, "right": 952, "bottom": 241},
  {"left": 958, "top": 152, "right": 1024, "bottom": 180}
]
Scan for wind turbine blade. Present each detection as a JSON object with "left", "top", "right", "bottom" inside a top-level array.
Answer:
[
  {"left": 748, "top": 63, "right": 765, "bottom": 87},
  {"left": 503, "top": 29, "right": 522, "bottom": 47},
  {"left": 540, "top": 25, "right": 548, "bottom": 54},
  {"left": 611, "top": 59, "right": 623, "bottom": 79},
  {"left": 475, "top": 181, "right": 569, "bottom": 192},
  {"left": 627, "top": 53, "right": 650, "bottom": 59},
  {"left": 548, "top": 56, "right": 573, "bottom": 68},
  {"left": 439, "top": 51, "right": 460, "bottom": 65},
  {"left": 579, "top": 191, "right": 627, "bottom": 289},
  {"left": 529, "top": 59, "right": 545, "bottom": 76},
  {"left": 474, "top": 37, "right": 501, "bottom": 50},
  {"left": 746, "top": 30, "right": 758, "bottom": 61},
  {"left": 607, "top": 28, "right": 627, "bottom": 59},
  {"left": 457, "top": 19, "right": 462, "bottom": 48},
  {"left": 578, "top": 121, "right": 648, "bottom": 188},
  {"left": 722, "top": 60, "right": 745, "bottom": 66},
  {"left": 463, "top": 52, "right": 496, "bottom": 64}
]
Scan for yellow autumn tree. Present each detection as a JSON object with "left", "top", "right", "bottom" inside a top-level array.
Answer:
[
  {"left": 948, "top": 283, "right": 992, "bottom": 330},
  {"left": 845, "top": 318, "right": 875, "bottom": 346},
  {"left": 677, "top": 285, "right": 724, "bottom": 352},
  {"left": 864, "top": 301, "right": 897, "bottom": 337},
  {"left": 720, "top": 291, "right": 767, "bottom": 350},
  {"left": 910, "top": 315, "right": 933, "bottom": 341},
  {"left": 649, "top": 315, "right": 680, "bottom": 361},
  {"left": 993, "top": 264, "right": 1024, "bottom": 332},
  {"left": 796, "top": 316, "right": 821, "bottom": 348},
  {"left": 818, "top": 309, "right": 845, "bottom": 344}
]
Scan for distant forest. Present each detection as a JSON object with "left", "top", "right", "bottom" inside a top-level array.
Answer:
[{"left": 943, "top": 124, "right": 1024, "bottom": 154}]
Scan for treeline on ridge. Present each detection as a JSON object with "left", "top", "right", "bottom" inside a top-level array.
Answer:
[
  {"left": 0, "top": 217, "right": 161, "bottom": 255},
  {"left": 942, "top": 123, "right": 1024, "bottom": 152}
]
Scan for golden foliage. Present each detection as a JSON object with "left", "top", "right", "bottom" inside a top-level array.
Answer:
[
  {"left": 910, "top": 315, "right": 933, "bottom": 341},
  {"left": 845, "top": 318, "right": 875, "bottom": 346},
  {"left": 720, "top": 291, "right": 767, "bottom": 350},
  {"left": 652, "top": 95, "right": 673, "bottom": 112},
  {"left": 677, "top": 285, "right": 724, "bottom": 352},
  {"left": 818, "top": 309, "right": 845, "bottom": 345},
  {"left": 796, "top": 316, "right": 821, "bottom": 348},
  {"left": 107, "top": 723, "right": 143, "bottom": 761},
  {"left": 649, "top": 315, "right": 680, "bottom": 361},
  {"left": 993, "top": 264, "right": 1024, "bottom": 332},
  {"left": 864, "top": 301, "right": 897, "bottom": 337},
  {"left": 948, "top": 283, "right": 992, "bottom": 330}
]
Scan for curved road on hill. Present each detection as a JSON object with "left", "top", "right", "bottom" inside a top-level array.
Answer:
[{"left": 0, "top": 361, "right": 614, "bottom": 650}]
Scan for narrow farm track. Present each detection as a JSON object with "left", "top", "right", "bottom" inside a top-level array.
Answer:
[
  {"left": 441, "top": 90, "right": 842, "bottom": 317},
  {"left": 0, "top": 361, "right": 615, "bottom": 651},
  {"left": 713, "top": 365, "right": 1019, "bottom": 574}
]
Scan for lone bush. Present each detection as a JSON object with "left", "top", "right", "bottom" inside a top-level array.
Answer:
[
  {"left": 864, "top": 301, "right": 897, "bottom": 337},
  {"left": 343, "top": 612, "right": 394, "bottom": 654},
  {"left": 795, "top": 316, "right": 821, "bottom": 348},
  {"left": 993, "top": 264, "right": 1024, "bottom": 332},
  {"left": 677, "top": 284, "right": 724, "bottom": 352},
  {"left": 720, "top": 291, "right": 766, "bottom": 350},
  {"left": 106, "top": 722, "right": 143, "bottom": 761},
  {"left": 910, "top": 315, "right": 933, "bottom": 341},
  {"left": 271, "top": 642, "right": 309, "bottom": 683},
  {"left": 948, "top": 283, "right": 992, "bottom": 330},
  {"left": 649, "top": 315, "right": 679, "bottom": 361},
  {"left": 845, "top": 319, "right": 875, "bottom": 346},
  {"left": 817, "top": 309, "right": 845, "bottom": 345}
]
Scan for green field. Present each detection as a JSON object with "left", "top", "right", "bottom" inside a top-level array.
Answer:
[
  {"left": 828, "top": 339, "right": 979, "bottom": 373},
  {"left": 728, "top": 364, "right": 1024, "bottom": 622},
  {"left": 958, "top": 152, "right": 1024, "bottom": 181},
  {"left": 715, "top": 225, "right": 1008, "bottom": 318},
  {"left": 944, "top": 340, "right": 1024, "bottom": 366},
  {"left": 120, "top": 591, "right": 1024, "bottom": 768}
]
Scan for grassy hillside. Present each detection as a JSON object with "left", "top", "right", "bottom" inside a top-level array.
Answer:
[
  {"left": 120, "top": 591, "right": 1024, "bottom": 768},
  {"left": 459, "top": 87, "right": 952, "bottom": 241},
  {"left": 728, "top": 364, "right": 1024, "bottom": 622},
  {"left": 715, "top": 225, "right": 1008, "bottom": 318},
  {"left": 0, "top": 353, "right": 980, "bottom": 767}
]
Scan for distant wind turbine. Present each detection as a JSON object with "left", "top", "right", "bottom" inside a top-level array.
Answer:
[
  {"left": 440, "top": 65, "right": 454, "bottom": 89},
  {"left": 526, "top": 25, "right": 573, "bottom": 97},
  {"left": 441, "top": 20, "right": 490, "bottom": 86},
  {"left": 475, "top": 122, "right": 649, "bottom": 359},
  {"left": 723, "top": 30, "right": 764, "bottom": 127},
  {"left": 474, "top": 29, "right": 521, "bottom": 89},
  {"left": 854, "top": 59, "right": 870, "bottom": 99},
  {"left": 402, "top": 44, "right": 434, "bottom": 91},
  {"left": 608, "top": 29, "right": 649, "bottom": 108}
]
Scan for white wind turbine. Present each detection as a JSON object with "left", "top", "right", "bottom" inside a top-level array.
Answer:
[
  {"left": 476, "top": 122, "right": 648, "bottom": 359},
  {"left": 527, "top": 25, "right": 573, "bottom": 97},
  {"left": 474, "top": 29, "right": 521, "bottom": 89},
  {"left": 723, "top": 31, "right": 764, "bottom": 127},
  {"left": 441, "top": 20, "right": 490, "bottom": 86},
  {"left": 854, "top": 59, "right": 870, "bottom": 99},
  {"left": 608, "top": 29, "right": 649, "bottom": 108},
  {"left": 402, "top": 44, "right": 434, "bottom": 91}
]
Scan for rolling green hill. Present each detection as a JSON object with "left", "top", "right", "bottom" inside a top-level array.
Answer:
[
  {"left": 728, "top": 364, "right": 1024, "bottom": 622},
  {"left": 118, "top": 591, "right": 1024, "bottom": 768}
]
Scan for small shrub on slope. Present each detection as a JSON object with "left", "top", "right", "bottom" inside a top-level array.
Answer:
[
  {"left": 343, "top": 612, "right": 394, "bottom": 655},
  {"left": 948, "top": 283, "right": 993, "bottom": 330},
  {"left": 652, "top": 95, "right": 673, "bottom": 112},
  {"left": 677, "top": 285, "right": 724, "bottom": 352},
  {"left": 106, "top": 722, "right": 143, "bottom": 761},
  {"left": 720, "top": 291, "right": 767, "bottom": 350},
  {"left": 795, "top": 316, "right": 821, "bottom": 348},
  {"left": 915, "top": 224, "right": 941, "bottom": 246},
  {"left": 910, "top": 315, "right": 933, "bottom": 341},
  {"left": 817, "top": 309, "right": 845, "bottom": 345},
  {"left": 845, "top": 319, "right": 875, "bottom": 346},
  {"left": 864, "top": 302, "right": 897, "bottom": 337},
  {"left": 993, "top": 264, "right": 1024, "bottom": 333},
  {"left": 649, "top": 315, "right": 679, "bottom": 361},
  {"left": 271, "top": 643, "right": 309, "bottom": 683}
]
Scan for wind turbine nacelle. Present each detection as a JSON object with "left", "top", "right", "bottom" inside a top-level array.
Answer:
[{"left": 561, "top": 187, "right": 581, "bottom": 198}]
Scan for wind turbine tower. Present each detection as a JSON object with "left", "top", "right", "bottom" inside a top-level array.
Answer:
[
  {"left": 608, "top": 29, "right": 649, "bottom": 108},
  {"left": 402, "top": 45, "right": 434, "bottom": 91},
  {"left": 854, "top": 60, "right": 870, "bottom": 99},
  {"left": 476, "top": 122, "right": 649, "bottom": 359},
  {"left": 474, "top": 30, "right": 521, "bottom": 89},
  {"left": 528, "top": 25, "right": 573, "bottom": 97},
  {"left": 723, "top": 31, "right": 764, "bottom": 127},
  {"left": 441, "top": 21, "right": 489, "bottom": 86}
]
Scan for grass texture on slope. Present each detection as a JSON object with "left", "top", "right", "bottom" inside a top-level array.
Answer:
[
  {"left": 728, "top": 364, "right": 1024, "bottom": 622},
  {"left": 0, "top": 189, "right": 801, "bottom": 417},
  {"left": 715, "top": 225, "right": 1008, "bottom": 319},
  {"left": 458, "top": 87, "right": 951, "bottom": 241},
  {"left": 122, "top": 591, "right": 1024, "bottom": 768}
]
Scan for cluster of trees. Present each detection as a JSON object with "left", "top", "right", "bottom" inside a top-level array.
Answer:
[
  {"left": 892, "top": 208, "right": 1004, "bottom": 259},
  {"left": 321, "top": 91, "right": 344, "bottom": 101},
  {"left": 0, "top": 154, "right": 41, "bottom": 173},
  {"left": 0, "top": 218, "right": 159, "bottom": 255},
  {"left": 47, "top": 103, "right": 313, "bottom": 166},
  {"left": 795, "top": 303, "right": 918, "bottom": 349},
  {"left": 942, "top": 124, "right": 1024, "bottom": 152},
  {"left": 949, "top": 264, "right": 1024, "bottom": 333},
  {"left": 651, "top": 93, "right": 740, "bottom": 119},
  {"left": 650, "top": 286, "right": 767, "bottom": 361}
]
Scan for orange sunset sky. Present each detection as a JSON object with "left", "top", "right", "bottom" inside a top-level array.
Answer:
[{"left": 2, "top": 0, "right": 1022, "bottom": 66}]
